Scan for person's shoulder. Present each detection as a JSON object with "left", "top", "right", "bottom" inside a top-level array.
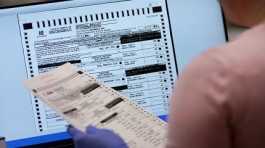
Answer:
[
  {"left": 219, "top": 23, "right": 265, "bottom": 78},
  {"left": 193, "top": 23, "right": 265, "bottom": 79},
  {"left": 179, "top": 23, "right": 265, "bottom": 94}
]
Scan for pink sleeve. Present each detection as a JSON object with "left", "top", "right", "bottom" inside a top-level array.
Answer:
[
  {"left": 167, "top": 49, "right": 232, "bottom": 148},
  {"left": 167, "top": 24, "right": 265, "bottom": 148}
]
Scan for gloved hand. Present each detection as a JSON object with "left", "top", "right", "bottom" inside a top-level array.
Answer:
[{"left": 68, "top": 126, "right": 128, "bottom": 148}]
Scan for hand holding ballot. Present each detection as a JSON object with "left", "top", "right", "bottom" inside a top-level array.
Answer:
[
  {"left": 68, "top": 126, "right": 128, "bottom": 148},
  {"left": 24, "top": 63, "right": 167, "bottom": 148}
]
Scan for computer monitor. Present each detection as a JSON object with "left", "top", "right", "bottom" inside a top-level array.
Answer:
[{"left": 0, "top": 0, "right": 227, "bottom": 147}]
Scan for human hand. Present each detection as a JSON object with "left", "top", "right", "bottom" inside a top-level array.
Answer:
[{"left": 68, "top": 126, "right": 128, "bottom": 148}]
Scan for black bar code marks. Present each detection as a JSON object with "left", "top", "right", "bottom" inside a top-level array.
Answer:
[
  {"left": 152, "top": 6, "right": 162, "bottom": 13},
  {"left": 120, "top": 31, "right": 162, "bottom": 44},
  {"left": 23, "top": 23, "right": 33, "bottom": 30},
  {"left": 81, "top": 83, "right": 100, "bottom": 95},
  {"left": 125, "top": 64, "right": 167, "bottom": 76},
  {"left": 33, "top": 7, "right": 163, "bottom": 29},
  {"left": 63, "top": 108, "right": 78, "bottom": 115},
  {"left": 100, "top": 113, "right": 118, "bottom": 124},
  {"left": 112, "top": 85, "right": 128, "bottom": 91},
  {"left": 22, "top": 28, "right": 43, "bottom": 132},
  {"left": 105, "top": 98, "right": 124, "bottom": 109},
  {"left": 158, "top": 12, "right": 176, "bottom": 85},
  {"left": 77, "top": 71, "right": 84, "bottom": 74},
  {"left": 38, "top": 60, "right": 81, "bottom": 69}
]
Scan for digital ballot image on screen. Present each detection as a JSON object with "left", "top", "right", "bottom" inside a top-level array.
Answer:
[{"left": 19, "top": 0, "right": 178, "bottom": 133}]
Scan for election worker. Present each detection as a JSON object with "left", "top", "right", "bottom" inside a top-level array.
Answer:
[{"left": 68, "top": 0, "right": 265, "bottom": 147}]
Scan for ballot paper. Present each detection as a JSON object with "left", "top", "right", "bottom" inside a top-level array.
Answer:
[
  {"left": 24, "top": 63, "right": 167, "bottom": 148},
  {"left": 19, "top": 0, "right": 177, "bottom": 132}
]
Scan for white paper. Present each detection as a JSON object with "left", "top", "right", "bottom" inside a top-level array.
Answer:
[
  {"left": 19, "top": 0, "right": 177, "bottom": 132},
  {"left": 24, "top": 63, "right": 167, "bottom": 148}
]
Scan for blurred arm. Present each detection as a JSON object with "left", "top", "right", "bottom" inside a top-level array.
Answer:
[
  {"left": 167, "top": 23, "right": 265, "bottom": 148},
  {"left": 166, "top": 49, "right": 232, "bottom": 148},
  {"left": 220, "top": 0, "right": 265, "bottom": 27}
]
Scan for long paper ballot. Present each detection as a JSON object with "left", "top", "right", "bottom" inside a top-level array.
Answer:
[{"left": 24, "top": 63, "right": 167, "bottom": 148}]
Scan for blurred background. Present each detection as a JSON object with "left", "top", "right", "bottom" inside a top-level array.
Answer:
[
  {"left": 0, "top": 0, "right": 43, "bottom": 6},
  {"left": 0, "top": 0, "right": 59, "bottom": 7}
]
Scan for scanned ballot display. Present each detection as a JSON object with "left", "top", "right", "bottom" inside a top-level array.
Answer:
[
  {"left": 19, "top": 0, "right": 177, "bottom": 133},
  {"left": 24, "top": 63, "right": 167, "bottom": 148}
]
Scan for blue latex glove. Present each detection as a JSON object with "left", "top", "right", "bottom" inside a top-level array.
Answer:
[{"left": 68, "top": 126, "right": 128, "bottom": 148}]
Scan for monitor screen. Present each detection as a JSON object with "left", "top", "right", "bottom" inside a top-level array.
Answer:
[{"left": 0, "top": 0, "right": 226, "bottom": 147}]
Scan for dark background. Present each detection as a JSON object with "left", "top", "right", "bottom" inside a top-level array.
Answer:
[{"left": 0, "top": 0, "right": 66, "bottom": 8}]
